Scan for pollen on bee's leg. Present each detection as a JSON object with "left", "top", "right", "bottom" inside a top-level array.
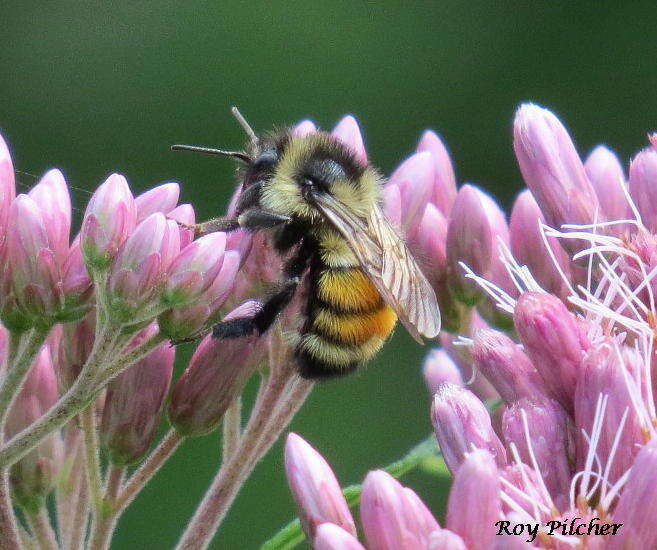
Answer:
[
  {"left": 189, "top": 217, "right": 240, "bottom": 236},
  {"left": 238, "top": 209, "right": 291, "bottom": 230}
]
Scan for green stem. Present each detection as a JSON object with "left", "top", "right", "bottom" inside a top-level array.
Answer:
[
  {"left": 0, "top": 327, "right": 160, "bottom": 469},
  {"left": 0, "top": 469, "right": 23, "bottom": 550},
  {"left": 92, "top": 332, "right": 166, "bottom": 392},
  {"left": 114, "top": 429, "right": 183, "bottom": 513},
  {"left": 88, "top": 430, "right": 183, "bottom": 550},
  {"left": 222, "top": 397, "right": 242, "bottom": 462},
  {"left": 56, "top": 432, "right": 83, "bottom": 550},
  {"left": 18, "top": 523, "right": 37, "bottom": 550},
  {"left": 87, "top": 465, "right": 124, "bottom": 550},
  {"left": 68, "top": 460, "right": 89, "bottom": 550},
  {"left": 3, "top": 329, "right": 23, "bottom": 371},
  {"left": 0, "top": 327, "right": 50, "bottom": 431},
  {"left": 25, "top": 508, "right": 58, "bottom": 550},
  {"left": 175, "top": 372, "right": 313, "bottom": 550},
  {"left": 81, "top": 404, "right": 103, "bottom": 522},
  {"left": 260, "top": 435, "right": 444, "bottom": 550}
]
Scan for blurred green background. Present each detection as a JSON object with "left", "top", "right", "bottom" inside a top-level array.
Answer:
[{"left": 3, "top": 2, "right": 657, "bottom": 548}]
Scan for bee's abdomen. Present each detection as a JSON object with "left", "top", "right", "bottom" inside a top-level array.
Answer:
[{"left": 295, "top": 265, "right": 397, "bottom": 379}]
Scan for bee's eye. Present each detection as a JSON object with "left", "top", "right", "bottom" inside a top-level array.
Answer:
[{"left": 300, "top": 159, "right": 345, "bottom": 194}]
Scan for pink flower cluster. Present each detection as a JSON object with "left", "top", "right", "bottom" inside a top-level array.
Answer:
[
  {"left": 0, "top": 129, "right": 247, "bottom": 530},
  {"left": 2, "top": 113, "right": 436, "bottom": 549},
  {"left": 283, "top": 105, "right": 657, "bottom": 550}
]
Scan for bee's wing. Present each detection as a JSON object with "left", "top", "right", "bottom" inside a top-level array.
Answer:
[{"left": 312, "top": 194, "right": 441, "bottom": 343}]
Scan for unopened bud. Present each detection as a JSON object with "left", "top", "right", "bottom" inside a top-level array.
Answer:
[
  {"left": 168, "top": 301, "right": 265, "bottom": 436},
  {"left": 284, "top": 433, "right": 356, "bottom": 542},
  {"left": 431, "top": 383, "right": 506, "bottom": 473},
  {"left": 101, "top": 334, "right": 174, "bottom": 465}
]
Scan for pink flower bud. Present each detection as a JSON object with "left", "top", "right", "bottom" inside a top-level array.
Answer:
[
  {"left": 60, "top": 238, "right": 93, "bottom": 321},
  {"left": 382, "top": 182, "right": 402, "bottom": 228},
  {"left": 284, "top": 433, "right": 356, "bottom": 542},
  {"left": 509, "top": 190, "right": 572, "bottom": 299},
  {"left": 3, "top": 170, "right": 71, "bottom": 325},
  {"left": 476, "top": 191, "right": 517, "bottom": 322},
  {"left": 314, "top": 524, "right": 365, "bottom": 550},
  {"left": 428, "top": 530, "right": 467, "bottom": 550},
  {"left": 81, "top": 173, "right": 137, "bottom": 271},
  {"left": 167, "top": 203, "right": 196, "bottom": 248},
  {"left": 502, "top": 398, "right": 573, "bottom": 509},
  {"left": 226, "top": 227, "right": 252, "bottom": 270},
  {"left": 27, "top": 169, "right": 71, "bottom": 264},
  {"left": 514, "top": 292, "right": 589, "bottom": 410},
  {"left": 332, "top": 116, "right": 367, "bottom": 164},
  {"left": 416, "top": 129, "right": 457, "bottom": 215},
  {"left": 412, "top": 204, "right": 448, "bottom": 290},
  {"left": 513, "top": 104, "right": 599, "bottom": 240},
  {"left": 107, "top": 213, "right": 178, "bottom": 323},
  {"left": 606, "top": 439, "right": 657, "bottom": 550},
  {"left": 574, "top": 342, "right": 645, "bottom": 485},
  {"left": 360, "top": 470, "right": 439, "bottom": 550},
  {"left": 629, "top": 147, "right": 657, "bottom": 232},
  {"left": 56, "top": 314, "right": 95, "bottom": 390},
  {"left": 387, "top": 152, "right": 435, "bottom": 234},
  {"left": 6, "top": 347, "right": 62, "bottom": 512},
  {"left": 446, "top": 449, "right": 501, "bottom": 550},
  {"left": 471, "top": 329, "right": 545, "bottom": 404},
  {"left": 101, "top": 335, "right": 174, "bottom": 465},
  {"left": 0, "top": 274, "right": 24, "bottom": 332},
  {"left": 0, "top": 133, "right": 16, "bottom": 259},
  {"left": 158, "top": 250, "right": 240, "bottom": 340},
  {"left": 6, "top": 194, "right": 64, "bottom": 324},
  {"left": 431, "top": 383, "right": 506, "bottom": 473},
  {"left": 446, "top": 184, "right": 494, "bottom": 304},
  {"left": 412, "top": 203, "right": 465, "bottom": 331},
  {"left": 135, "top": 182, "right": 180, "bottom": 221},
  {"left": 237, "top": 231, "right": 282, "bottom": 294},
  {"left": 292, "top": 120, "right": 317, "bottom": 138},
  {"left": 163, "top": 232, "right": 226, "bottom": 307},
  {"left": 440, "top": 312, "right": 499, "bottom": 401},
  {"left": 585, "top": 145, "right": 631, "bottom": 224},
  {"left": 423, "top": 349, "right": 464, "bottom": 395},
  {"left": 618, "top": 229, "right": 657, "bottom": 307},
  {"left": 205, "top": 250, "right": 240, "bottom": 312},
  {"left": 168, "top": 302, "right": 264, "bottom": 436}
]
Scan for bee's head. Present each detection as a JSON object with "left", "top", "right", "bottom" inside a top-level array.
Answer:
[{"left": 257, "top": 131, "right": 381, "bottom": 223}]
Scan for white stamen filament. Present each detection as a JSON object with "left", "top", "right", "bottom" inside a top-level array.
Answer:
[
  {"left": 538, "top": 221, "right": 576, "bottom": 297},
  {"left": 460, "top": 261, "right": 517, "bottom": 312}
]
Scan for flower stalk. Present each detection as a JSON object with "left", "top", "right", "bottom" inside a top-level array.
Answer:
[
  {"left": 24, "top": 508, "right": 58, "bottom": 550},
  {"left": 175, "top": 336, "right": 314, "bottom": 550},
  {"left": 0, "top": 326, "right": 51, "bottom": 430}
]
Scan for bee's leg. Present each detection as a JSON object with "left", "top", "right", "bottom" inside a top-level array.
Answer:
[
  {"left": 238, "top": 209, "right": 291, "bottom": 230},
  {"left": 213, "top": 277, "right": 300, "bottom": 338},
  {"left": 212, "top": 238, "right": 312, "bottom": 339},
  {"left": 183, "top": 209, "right": 290, "bottom": 237},
  {"left": 169, "top": 327, "right": 211, "bottom": 347},
  {"left": 180, "top": 217, "right": 240, "bottom": 237}
]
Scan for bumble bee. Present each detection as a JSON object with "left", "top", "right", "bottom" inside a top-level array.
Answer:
[{"left": 172, "top": 108, "right": 440, "bottom": 379}]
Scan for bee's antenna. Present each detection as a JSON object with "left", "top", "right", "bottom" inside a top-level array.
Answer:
[
  {"left": 170, "top": 144, "right": 251, "bottom": 164},
  {"left": 231, "top": 106, "right": 258, "bottom": 143}
]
